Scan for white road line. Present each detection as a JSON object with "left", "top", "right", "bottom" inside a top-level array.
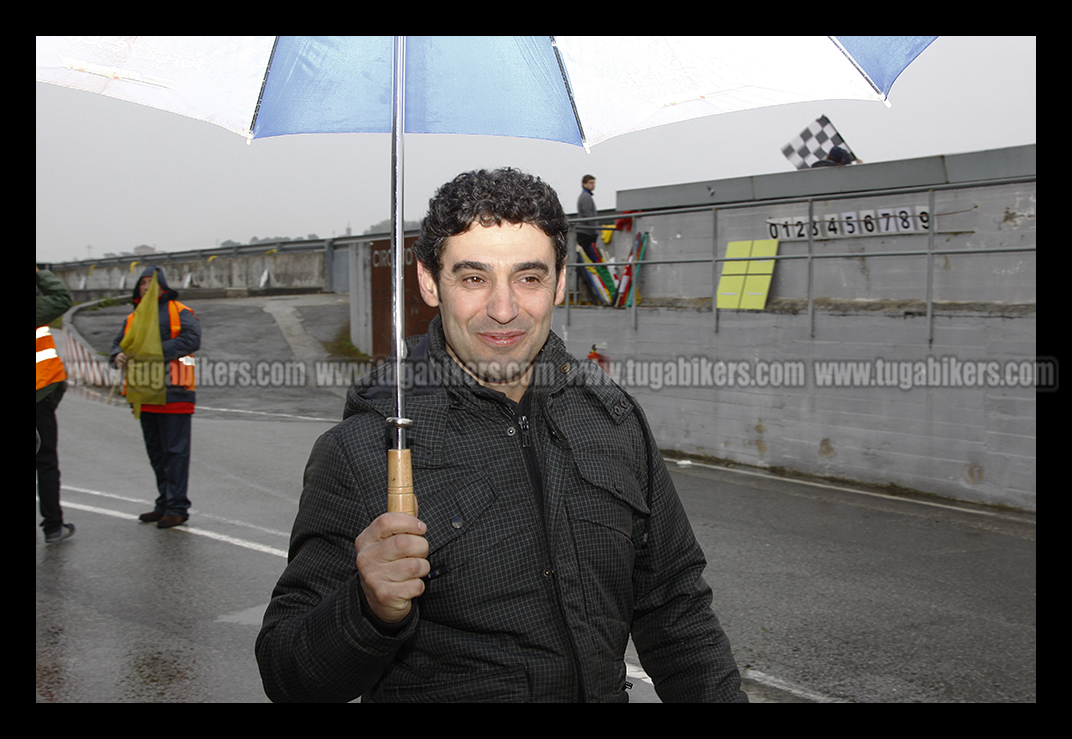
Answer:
[
  {"left": 63, "top": 485, "right": 291, "bottom": 537},
  {"left": 61, "top": 500, "right": 139, "bottom": 522},
  {"left": 57, "top": 487, "right": 289, "bottom": 559},
  {"left": 197, "top": 404, "right": 335, "bottom": 423},
  {"left": 625, "top": 662, "right": 843, "bottom": 702},
  {"left": 668, "top": 457, "right": 1034, "bottom": 523},
  {"left": 60, "top": 500, "right": 289, "bottom": 558},
  {"left": 62, "top": 485, "right": 144, "bottom": 505},
  {"left": 743, "top": 669, "right": 849, "bottom": 703},
  {"left": 626, "top": 663, "right": 654, "bottom": 685},
  {"left": 170, "top": 526, "right": 288, "bottom": 558},
  {"left": 187, "top": 511, "right": 291, "bottom": 538}
]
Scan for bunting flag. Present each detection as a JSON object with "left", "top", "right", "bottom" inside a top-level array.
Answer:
[
  {"left": 614, "top": 232, "right": 648, "bottom": 307},
  {"left": 577, "top": 243, "right": 616, "bottom": 306},
  {"left": 781, "top": 115, "right": 854, "bottom": 170}
]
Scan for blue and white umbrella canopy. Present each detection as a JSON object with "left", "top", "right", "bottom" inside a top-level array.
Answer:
[{"left": 36, "top": 36, "right": 935, "bottom": 149}]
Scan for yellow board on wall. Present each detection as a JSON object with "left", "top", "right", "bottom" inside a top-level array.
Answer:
[
  {"left": 716, "top": 239, "right": 779, "bottom": 310},
  {"left": 716, "top": 275, "right": 746, "bottom": 309},
  {"left": 716, "top": 241, "right": 751, "bottom": 308}
]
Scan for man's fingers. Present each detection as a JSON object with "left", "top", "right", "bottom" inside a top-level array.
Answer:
[
  {"left": 364, "top": 512, "right": 427, "bottom": 542},
  {"left": 354, "top": 514, "right": 432, "bottom": 624},
  {"left": 389, "top": 555, "right": 431, "bottom": 583},
  {"left": 354, "top": 513, "right": 429, "bottom": 570},
  {"left": 374, "top": 531, "right": 430, "bottom": 564}
]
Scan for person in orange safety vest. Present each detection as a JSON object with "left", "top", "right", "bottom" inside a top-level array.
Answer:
[
  {"left": 110, "top": 266, "right": 201, "bottom": 530},
  {"left": 37, "top": 266, "right": 75, "bottom": 544}
]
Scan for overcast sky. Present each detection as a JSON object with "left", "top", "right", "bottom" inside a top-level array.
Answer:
[{"left": 36, "top": 36, "right": 1035, "bottom": 265}]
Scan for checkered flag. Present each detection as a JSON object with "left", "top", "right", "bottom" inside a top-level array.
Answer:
[{"left": 781, "top": 115, "right": 855, "bottom": 170}]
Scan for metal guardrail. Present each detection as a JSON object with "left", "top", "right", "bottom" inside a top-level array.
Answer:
[{"left": 562, "top": 175, "right": 1036, "bottom": 344}]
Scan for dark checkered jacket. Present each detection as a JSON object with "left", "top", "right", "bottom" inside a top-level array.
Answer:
[{"left": 256, "top": 316, "right": 745, "bottom": 702}]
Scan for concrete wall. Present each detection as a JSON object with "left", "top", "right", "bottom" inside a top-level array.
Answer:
[
  {"left": 552, "top": 303, "right": 1036, "bottom": 512},
  {"left": 553, "top": 145, "right": 1036, "bottom": 511}
]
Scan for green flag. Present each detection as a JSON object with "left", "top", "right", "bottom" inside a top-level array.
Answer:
[{"left": 119, "top": 273, "right": 167, "bottom": 418}]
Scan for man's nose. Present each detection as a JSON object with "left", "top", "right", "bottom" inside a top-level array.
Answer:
[{"left": 486, "top": 281, "right": 519, "bottom": 324}]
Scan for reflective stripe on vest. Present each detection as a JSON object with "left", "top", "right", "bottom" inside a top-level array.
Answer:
[{"left": 36, "top": 325, "right": 67, "bottom": 390}]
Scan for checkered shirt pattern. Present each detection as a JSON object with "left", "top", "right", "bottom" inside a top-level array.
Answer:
[
  {"left": 781, "top": 115, "right": 854, "bottom": 170},
  {"left": 255, "top": 316, "right": 746, "bottom": 703}
]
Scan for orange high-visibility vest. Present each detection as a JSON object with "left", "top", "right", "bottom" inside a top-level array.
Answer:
[
  {"left": 36, "top": 325, "right": 67, "bottom": 390},
  {"left": 122, "top": 300, "right": 196, "bottom": 391}
]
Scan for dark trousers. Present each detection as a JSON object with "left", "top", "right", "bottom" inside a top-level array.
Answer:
[
  {"left": 36, "top": 398, "right": 64, "bottom": 533},
  {"left": 140, "top": 412, "right": 192, "bottom": 517}
]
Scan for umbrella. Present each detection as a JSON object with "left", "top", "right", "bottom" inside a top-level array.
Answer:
[{"left": 36, "top": 35, "right": 937, "bottom": 515}]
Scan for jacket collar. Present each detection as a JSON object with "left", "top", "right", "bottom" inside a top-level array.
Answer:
[
  {"left": 344, "top": 314, "right": 580, "bottom": 418},
  {"left": 341, "top": 314, "right": 634, "bottom": 467}
]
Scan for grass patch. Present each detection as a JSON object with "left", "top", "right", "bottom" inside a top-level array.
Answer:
[{"left": 322, "top": 323, "right": 372, "bottom": 361}]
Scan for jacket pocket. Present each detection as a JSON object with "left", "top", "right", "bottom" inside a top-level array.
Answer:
[
  {"left": 565, "top": 457, "right": 650, "bottom": 629},
  {"left": 570, "top": 456, "right": 650, "bottom": 536},
  {"left": 416, "top": 471, "right": 540, "bottom": 621},
  {"left": 417, "top": 471, "right": 499, "bottom": 557}
]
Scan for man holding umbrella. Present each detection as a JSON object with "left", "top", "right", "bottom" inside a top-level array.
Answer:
[{"left": 257, "top": 168, "right": 746, "bottom": 703}]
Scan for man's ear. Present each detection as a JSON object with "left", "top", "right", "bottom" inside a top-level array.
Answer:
[
  {"left": 554, "top": 265, "right": 567, "bottom": 306},
  {"left": 416, "top": 260, "right": 440, "bottom": 307}
]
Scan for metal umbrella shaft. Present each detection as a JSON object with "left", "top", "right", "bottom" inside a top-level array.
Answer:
[{"left": 387, "top": 36, "right": 416, "bottom": 517}]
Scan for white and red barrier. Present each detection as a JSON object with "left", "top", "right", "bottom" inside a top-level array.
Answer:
[{"left": 59, "top": 328, "right": 120, "bottom": 389}]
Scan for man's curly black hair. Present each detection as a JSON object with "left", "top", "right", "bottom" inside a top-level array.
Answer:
[{"left": 413, "top": 168, "right": 570, "bottom": 283}]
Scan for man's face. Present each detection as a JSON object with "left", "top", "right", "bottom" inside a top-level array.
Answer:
[
  {"left": 584, "top": 178, "right": 595, "bottom": 192},
  {"left": 417, "top": 222, "right": 566, "bottom": 400},
  {"left": 137, "top": 275, "right": 152, "bottom": 297}
]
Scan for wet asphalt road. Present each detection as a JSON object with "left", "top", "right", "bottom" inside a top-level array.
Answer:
[{"left": 37, "top": 296, "right": 1036, "bottom": 702}]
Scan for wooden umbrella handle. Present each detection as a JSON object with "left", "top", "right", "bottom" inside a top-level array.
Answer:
[{"left": 387, "top": 449, "right": 417, "bottom": 516}]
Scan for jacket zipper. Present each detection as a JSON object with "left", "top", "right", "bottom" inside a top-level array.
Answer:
[{"left": 510, "top": 403, "right": 587, "bottom": 702}]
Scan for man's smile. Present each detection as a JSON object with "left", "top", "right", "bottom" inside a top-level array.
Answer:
[{"left": 477, "top": 330, "right": 526, "bottom": 347}]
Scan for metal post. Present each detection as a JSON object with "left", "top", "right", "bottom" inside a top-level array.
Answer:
[
  {"left": 565, "top": 233, "right": 571, "bottom": 325},
  {"left": 632, "top": 218, "right": 641, "bottom": 330},
  {"left": 391, "top": 35, "right": 407, "bottom": 451},
  {"left": 926, "top": 189, "right": 936, "bottom": 346},
  {"left": 712, "top": 208, "right": 719, "bottom": 334},
  {"left": 807, "top": 199, "right": 815, "bottom": 339}
]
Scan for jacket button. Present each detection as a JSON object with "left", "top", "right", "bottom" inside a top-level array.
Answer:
[
  {"left": 543, "top": 568, "right": 554, "bottom": 578},
  {"left": 451, "top": 515, "right": 463, "bottom": 529},
  {"left": 507, "top": 426, "right": 516, "bottom": 436}
]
